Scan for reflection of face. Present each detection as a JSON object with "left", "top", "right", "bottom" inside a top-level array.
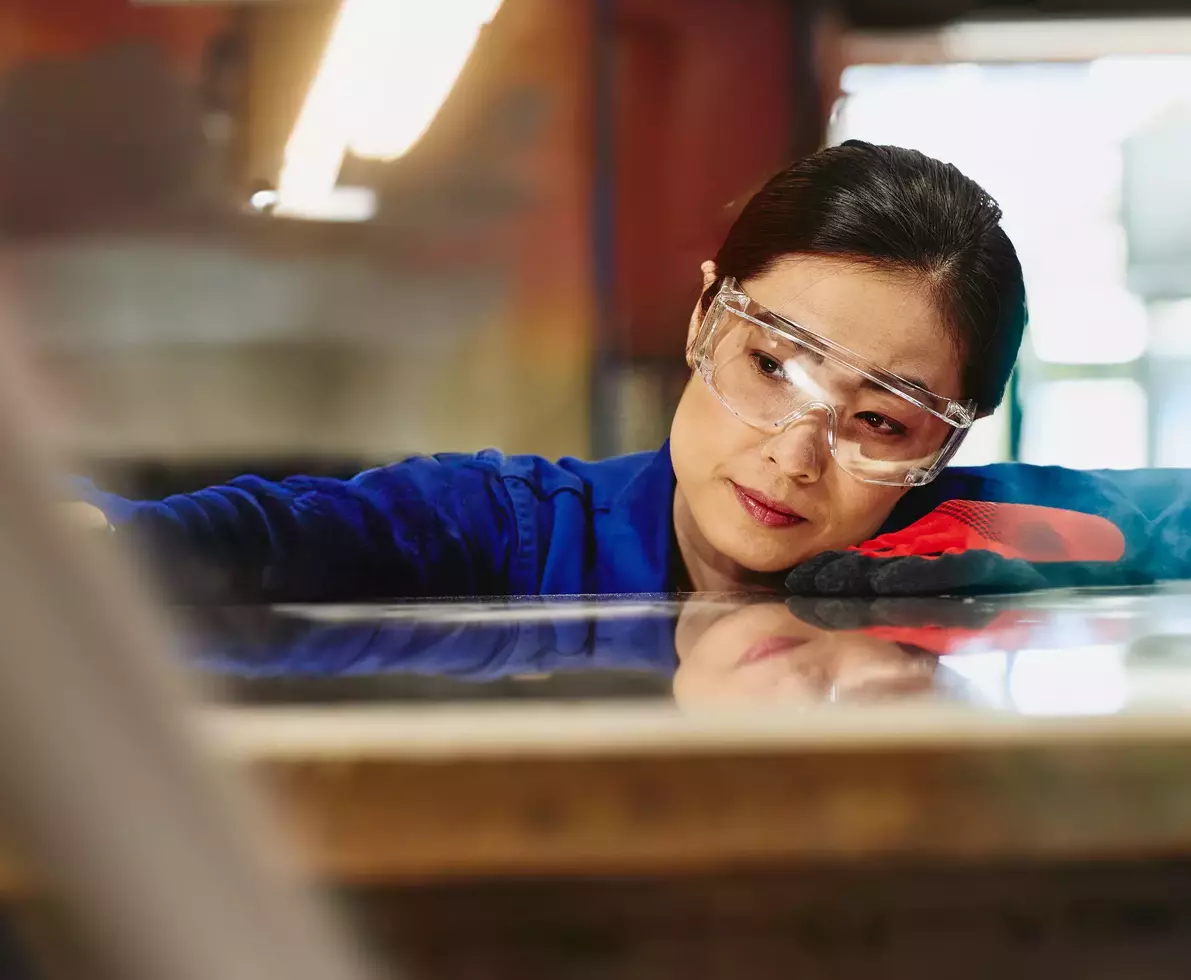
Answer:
[
  {"left": 673, "top": 600, "right": 937, "bottom": 708},
  {"left": 670, "top": 255, "right": 963, "bottom": 587}
]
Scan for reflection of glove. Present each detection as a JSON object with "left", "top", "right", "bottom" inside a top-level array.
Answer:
[
  {"left": 786, "top": 500, "right": 1150, "bottom": 597},
  {"left": 786, "top": 595, "right": 1036, "bottom": 655},
  {"left": 788, "top": 595, "right": 1009, "bottom": 632}
]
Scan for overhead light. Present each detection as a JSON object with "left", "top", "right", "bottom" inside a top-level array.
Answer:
[
  {"left": 248, "top": 188, "right": 279, "bottom": 212},
  {"left": 277, "top": 0, "right": 503, "bottom": 220},
  {"left": 269, "top": 187, "right": 378, "bottom": 223},
  {"left": 345, "top": 0, "right": 504, "bottom": 161}
]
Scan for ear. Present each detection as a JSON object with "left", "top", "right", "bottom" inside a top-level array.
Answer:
[{"left": 685, "top": 260, "right": 718, "bottom": 365}]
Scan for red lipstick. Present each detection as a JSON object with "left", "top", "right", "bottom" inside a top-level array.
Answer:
[
  {"left": 732, "top": 483, "right": 806, "bottom": 529},
  {"left": 738, "top": 634, "right": 809, "bottom": 666}
]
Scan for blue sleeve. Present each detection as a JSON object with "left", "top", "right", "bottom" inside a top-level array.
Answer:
[
  {"left": 79, "top": 453, "right": 524, "bottom": 602},
  {"left": 1112, "top": 468, "right": 1191, "bottom": 580}
]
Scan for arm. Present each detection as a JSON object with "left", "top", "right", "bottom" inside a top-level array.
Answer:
[{"left": 78, "top": 454, "right": 519, "bottom": 603}]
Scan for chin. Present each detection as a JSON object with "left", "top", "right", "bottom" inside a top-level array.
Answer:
[{"left": 716, "top": 529, "right": 817, "bottom": 575}]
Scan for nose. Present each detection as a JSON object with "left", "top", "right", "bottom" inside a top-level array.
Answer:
[{"left": 764, "top": 410, "right": 829, "bottom": 483}]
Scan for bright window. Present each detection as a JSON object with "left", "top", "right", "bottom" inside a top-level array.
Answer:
[{"left": 833, "top": 57, "right": 1191, "bottom": 467}]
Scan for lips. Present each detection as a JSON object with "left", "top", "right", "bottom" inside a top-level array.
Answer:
[
  {"left": 737, "top": 634, "right": 809, "bottom": 666},
  {"left": 732, "top": 483, "right": 806, "bottom": 529}
]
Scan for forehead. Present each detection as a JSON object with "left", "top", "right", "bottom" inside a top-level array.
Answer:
[{"left": 742, "top": 255, "right": 962, "bottom": 399}]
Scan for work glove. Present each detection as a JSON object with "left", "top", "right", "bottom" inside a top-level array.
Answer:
[{"left": 785, "top": 500, "right": 1151, "bottom": 597}]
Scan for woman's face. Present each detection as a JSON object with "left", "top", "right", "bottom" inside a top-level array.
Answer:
[{"left": 670, "top": 255, "right": 963, "bottom": 583}]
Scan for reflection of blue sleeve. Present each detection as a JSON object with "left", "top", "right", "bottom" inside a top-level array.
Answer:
[
  {"left": 885, "top": 464, "right": 1191, "bottom": 579},
  {"left": 190, "top": 612, "right": 680, "bottom": 681}
]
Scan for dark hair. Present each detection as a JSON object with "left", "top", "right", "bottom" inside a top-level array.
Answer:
[{"left": 704, "top": 140, "right": 1027, "bottom": 412}]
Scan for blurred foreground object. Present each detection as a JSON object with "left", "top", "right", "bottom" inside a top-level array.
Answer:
[{"left": 0, "top": 306, "right": 380, "bottom": 976}]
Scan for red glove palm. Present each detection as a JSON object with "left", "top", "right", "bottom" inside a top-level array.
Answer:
[
  {"left": 786, "top": 501, "right": 1137, "bottom": 597},
  {"left": 855, "top": 500, "right": 1126, "bottom": 563}
]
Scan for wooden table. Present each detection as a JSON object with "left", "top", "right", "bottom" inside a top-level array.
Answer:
[
  {"left": 205, "top": 700, "right": 1191, "bottom": 978},
  {"left": 211, "top": 701, "right": 1191, "bottom": 881}
]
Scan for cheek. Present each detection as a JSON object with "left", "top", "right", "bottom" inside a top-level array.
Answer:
[
  {"left": 822, "top": 482, "right": 905, "bottom": 544},
  {"left": 670, "top": 379, "right": 754, "bottom": 483}
]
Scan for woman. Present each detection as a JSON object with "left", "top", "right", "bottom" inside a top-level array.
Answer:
[
  {"left": 670, "top": 138, "right": 1024, "bottom": 592},
  {"left": 75, "top": 141, "right": 1186, "bottom": 601}
]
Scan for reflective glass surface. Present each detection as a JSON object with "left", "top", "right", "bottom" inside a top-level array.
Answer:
[{"left": 182, "top": 584, "right": 1191, "bottom": 718}]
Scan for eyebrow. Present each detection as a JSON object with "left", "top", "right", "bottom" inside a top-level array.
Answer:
[{"left": 861, "top": 374, "right": 933, "bottom": 396}]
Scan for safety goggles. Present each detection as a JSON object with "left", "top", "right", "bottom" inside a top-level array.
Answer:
[{"left": 690, "top": 278, "right": 975, "bottom": 487}]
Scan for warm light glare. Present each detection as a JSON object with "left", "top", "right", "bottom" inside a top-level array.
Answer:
[
  {"left": 248, "top": 189, "right": 279, "bottom": 211},
  {"left": 277, "top": 0, "right": 503, "bottom": 219},
  {"left": 347, "top": 0, "right": 504, "bottom": 161},
  {"left": 276, "top": 0, "right": 360, "bottom": 213},
  {"left": 278, "top": 187, "right": 378, "bottom": 223}
]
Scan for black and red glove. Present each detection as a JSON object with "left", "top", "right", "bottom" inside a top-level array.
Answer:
[{"left": 785, "top": 500, "right": 1151, "bottom": 597}]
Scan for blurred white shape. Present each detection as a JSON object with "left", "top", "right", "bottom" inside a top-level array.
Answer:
[
  {"left": 1020, "top": 378, "right": 1147, "bottom": 469},
  {"left": 846, "top": 18, "right": 1191, "bottom": 65},
  {"left": 936, "top": 18, "right": 1191, "bottom": 62},
  {"left": 1156, "top": 390, "right": 1191, "bottom": 467},
  {"left": 1121, "top": 101, "right": 1191, "bottom": 290},
  {"left": 939, "top": 649, "right": 1011, "bottom": 707},
  {"left": 1027, "top": 287, "right": 1148, "bottom": 364},
  {"left": 248, "top": 189, "right": 279, "bottom": 212},
  {"left": 274, "top": 186, "right": 377, "bottom": 223},
  {"left": 1089, "top": 55, "right": 1191, "bottom": 138},
  {"left": 345, "top": 0, "right": 503, "bottom": 161},
  {"left": 1149, "top": 300, "right": 1191, "bottom": 357},
  {"left": 277, "top": 0, "right": 363, "bottom": 212},
  {"left": 949, "top": 411, "right": 1008, "bottom": 467},
  {"left": 1015, "top": 224, "right": 1127, "bottom": 290},
  {"left": 939, "top": 61, "right": 985, "bottom": 89},
  {"left": 1007, "top": 646, "right": 1128, "bottom": 716},
  {"left": 278, "top": 0, "right": 503, "bottom": 215}
]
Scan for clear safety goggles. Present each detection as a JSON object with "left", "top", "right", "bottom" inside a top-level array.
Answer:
[{"left": 691, "top": 278, "right": 976, "bottom": 487}]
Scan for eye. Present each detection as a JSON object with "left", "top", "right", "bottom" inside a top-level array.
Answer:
[
  {"left": 855, "top": 411, "right": 907, "bottom": 437},
  {"left": 749, "top": 351, "right": 785, "bottom": 378}
]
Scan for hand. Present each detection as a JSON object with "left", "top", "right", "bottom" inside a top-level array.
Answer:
[
  {"left": 786, "top": 500, "right": 1147, "bottom": 597},
  {"left": 61, "top": 501, "right": 112, "bottom": 533}
]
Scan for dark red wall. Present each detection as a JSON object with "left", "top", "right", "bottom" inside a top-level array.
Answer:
[
  {"left": 609, "top": 0, "right": 807, "bottom": 357},
  {"left": 0, "top": 0, "right": 823, "bottom": 398},
  {"left": 0, "top": 0, "right": 229, "bottom": 77}
]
